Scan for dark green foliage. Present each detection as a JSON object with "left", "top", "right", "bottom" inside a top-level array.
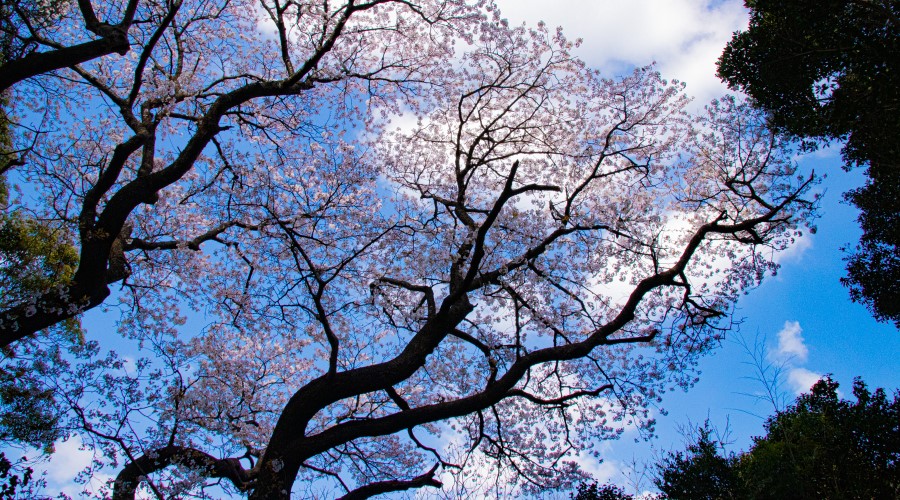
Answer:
[
  {"left": 0, "top": 361, "right": 62, "bottom": 451},
  {"left": 572, "top": 482, "right": 634, "bottom": 500},
  {"left": 740, "top": 377, "right": 900, "bottom": 499},
  {"left": 717, "top": 0, "right": 900, "bottom": 328},
  {"left": 0, "top": 52, "right": 80, "bottom": 338},
  {"left": 655, "top": 424, "right": 743, "bottom": 500},
  {"left": 0, "top": 177, "right": 81, "bottom": 314},
  {"left": 717, "top": 0, "right": 899, "bottom": 150},
  {"left": 0, "top": 104, "right": 78, "bottom": 452},
  {"left": 842, "top": 163, "right": 900, "bottom": 326},
  {"left": 655, "top": 377, "right": 900, "bottom": 499}
]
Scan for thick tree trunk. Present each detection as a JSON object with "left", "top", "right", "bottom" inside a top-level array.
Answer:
[{"left": 249, "top": 447, "right": 301, "bottom": 500}]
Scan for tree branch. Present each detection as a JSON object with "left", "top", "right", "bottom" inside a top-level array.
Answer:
[
  {"left": 112, "top": 446, "right": 251, "bottom": 500},
  {"left": 336, "top": 463, "right": 442, "bottom": 500}
]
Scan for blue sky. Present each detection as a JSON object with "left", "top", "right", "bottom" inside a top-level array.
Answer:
[
  {"left": 18, "top": 0, "right": 900, "bottom": 496},
  {"left": 596, "top": 155, "right": 900, "bottom": 492}
]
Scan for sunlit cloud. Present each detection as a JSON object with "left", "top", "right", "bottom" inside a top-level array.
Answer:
[
  {"left": 494, "top": 0, "right": 749, "bottom": 104},
  {"left": 787, "top": 367, "right": 824, "bottom": 395},
  {"left": 772, "top": 320, "right": 809, "bottom": 363},
  {"left": 766, "top": 321, "right": 825, "bottom": 395}
]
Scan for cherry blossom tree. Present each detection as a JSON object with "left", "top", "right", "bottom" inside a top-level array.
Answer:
[{"left": 0, "top": 0, "right": 818, "bottom": 498}]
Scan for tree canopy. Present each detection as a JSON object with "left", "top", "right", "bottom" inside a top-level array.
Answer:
[
  {"left": 655, "top": 377, "right": 900, "bottom": 499},
  {"left": 0, "top": 0, "right": 818, "bottom": 497},
  {"left": 655, "top": 425, "right": 742, "bottom": 500},
  {"left": 572, "top": 481, "right": 634, "bottom": 500},
  {"left": 717, "top": 0, "right": 900, "bottom": 327}
]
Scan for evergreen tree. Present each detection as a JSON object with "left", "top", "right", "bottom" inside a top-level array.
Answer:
[
  {"left": 655, "top": 377, "right": 900, "bottom": 499},
  {"left": 718, "top": 0, "right": 900, "bottom": 328}
]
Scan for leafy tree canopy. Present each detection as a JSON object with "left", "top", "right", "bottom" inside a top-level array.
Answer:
[
  {"left": 655, "top": 377, "right": 900, "bottom": 499},
  {"left": 572, "top": 481, "right": 634, "bottom": 500},
  {"left": 717, "top": 0, "right": 900, "bottom": 327},
  {"left": 655, "top": 424, "right": 743, "bottom": 500}
]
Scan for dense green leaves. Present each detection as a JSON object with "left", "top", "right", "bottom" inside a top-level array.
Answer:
[
  {"left": 572, "top": 482, "right": 634, "bottom": 500},
  {"left": 718, "top": 0, "right": 899, "bottom": 145},
  {"left": 0, "top": 106, "right": 79, "bottom": 451},
  {"left": 740, "top": 378, "right": 900, "bottom": 499},
  {"left": 718, "top": 0, "right": 900, "bottom": 327},
  {"left": 655, "top": 425, "right": 743, "bottom": 500},
  {"left": 843, "top": 164, "right": 900, "bottom": 326},
  {"left": 0, "top": 180, "right": 81, "bottom": 317},
  {"left": 655, "top": 377, "right": 900, "bottom": 499},
  {"left": 0, "top": 98, "right": 80, "bottom": 312}
]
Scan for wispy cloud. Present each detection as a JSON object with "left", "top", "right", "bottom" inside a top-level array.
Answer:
[{"left": 772, "top": 320, "right": 809, "bottom": 363}]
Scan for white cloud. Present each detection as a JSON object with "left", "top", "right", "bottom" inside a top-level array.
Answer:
[
  {"left": 772, "top": 320, "right": 808, "bottom": 363},
  {"left": 764, "top": 321, "right": 827, "bottom": 396},
  {"left": 787, "top": 367, "right": 823, "bottom": 395},
  {"left": 36, "top": 435, "right": 115, "bottom": 498},
  {"left": 773, "top": 231, "right": 813, "bottom": 265},
  {"left": 494, "top": 0, "right": 749, "bottom": 104},
  {"left": 574, "top": 449, "right": 625, "bottom": 485},
  {"left": 46, "top": 436, "right": 93, "bottom": 484}
]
